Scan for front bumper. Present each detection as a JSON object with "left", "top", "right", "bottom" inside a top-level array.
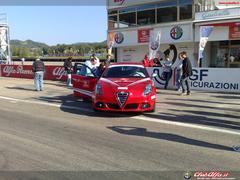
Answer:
[{"left": 92, "top": 94, "right": 156, "bottom": 112}]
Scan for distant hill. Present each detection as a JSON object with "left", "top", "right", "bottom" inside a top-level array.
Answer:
[
  {"left": 10, "top": 39, "right": 107, "bottom": 48},
  {"left": 10, "top": 39, "right": 107, "bottom": 58},
  {"left": 10, "top": 40, "right": 49, "bottom": 48},
  {"left": 73, "top": 40, "right": 107, "bottom": 46}
]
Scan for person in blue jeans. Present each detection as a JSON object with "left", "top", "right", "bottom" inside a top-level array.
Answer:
[
  {"left": 32, "top": 58, "right": 45, "bottom": 91},
  {"left": 172, "top": 53, "right": 183, "bottom": 91},
  {"left": 64, "top": 57, "right": 73, "bottom": 87},
  {"left": 161, "top": 54, "right": 172, "bottom": 89},
  {"left": 180, "top": 51, "right": 193, "bottom": 96}
]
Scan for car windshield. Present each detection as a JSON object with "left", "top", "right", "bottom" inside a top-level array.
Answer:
[{"left": 102, "top": 65, "right": 149, "bottom": 78}]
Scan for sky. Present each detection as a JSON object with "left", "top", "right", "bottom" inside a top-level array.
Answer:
[{"left": 0, "top": 6, "right": 107, "bottom": 45}]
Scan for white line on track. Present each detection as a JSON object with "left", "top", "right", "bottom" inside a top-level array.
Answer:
[
  {"left": 0, "top": 95, "right": 239, "bottom": 136},
  {"left": 131, "top": 116, "right": 240, "bottom": 136},
  {"left": 0, "top": 96, "right": 92, "bottom": 112}
]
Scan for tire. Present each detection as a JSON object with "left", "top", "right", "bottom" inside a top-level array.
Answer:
[{"left": 93, "top": 107, "right": 102, "bottom": 112}]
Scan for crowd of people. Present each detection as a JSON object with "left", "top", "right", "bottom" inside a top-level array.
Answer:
[
  {"left": 31, "top": 50, "right": 192, "bottom": 96},
  {"left": 31, "top": 53, "right": 111, "bottom": 91},
  {"left": 142, "top": 51, "right": 193, "bottom": 96},
  {"left": 62, "top": 53, "right": 112, "bottom": 87}
]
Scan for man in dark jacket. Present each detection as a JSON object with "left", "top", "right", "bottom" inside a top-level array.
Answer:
[
  {"left": 64, "top": 57, "right": 73, "bottom": 86},
  {"left": 32, "top": 58, "right": 45, "bottom": 91},
  {"left": 180, "top": 51, "right": 192, "bottom": 95}
]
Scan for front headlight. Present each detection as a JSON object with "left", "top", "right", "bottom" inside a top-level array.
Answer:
[
  {"left": 143, "top": 84, "right": 152, "bottom": 96},
  {"left": 95, "top": 84, "right": 102, "bottom": 95}
]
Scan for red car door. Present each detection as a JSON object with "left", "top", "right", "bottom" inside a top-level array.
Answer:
[{"left": 72, "top": 63, "right": 98, "bottom": 100}]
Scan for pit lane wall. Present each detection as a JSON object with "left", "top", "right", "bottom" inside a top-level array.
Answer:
[
  {"left": 147, "top": 67, "right": 240, "bottom": 93},
  {"left": 0, "top": 65, "right": 66, "bottom": 81}
]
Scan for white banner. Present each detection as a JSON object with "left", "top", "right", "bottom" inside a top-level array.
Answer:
[
  {"left": 149, "top": 31, "right": 161, "bottom": 60},
  {"left": 107, "top": 32, "right": 115, "bottom": 55},
  {"left": 198, "top": 26, "right": 213, "bottom": 62}
]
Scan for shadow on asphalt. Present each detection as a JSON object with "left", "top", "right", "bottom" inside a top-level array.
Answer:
[
  {"left": 34, "top": 94, "right": 140, "bottom": 118},
  {"left": 144, "top": 112, "right": 240, "bottom": 131},
  {"left": 156, "top": 90, "right": 178, "bottom": 96},
  {"left": 44, "top": 81, "right": 67, "bottom": 87},
  {"left": 107, "top": 126, "right": 234, "bottom": 152},
  {"left": 168, "top": 109, "right": 240, "bottom": 120},
  {"left": 161, "top": 101, "right": 240, "bottom": 113},
  {"left": 166, "top": 98, "right": 240, "bottom": 106},
  {"left": 6, "top": 86, "right": 36, "bottom": 92},
  {"left": 212, "top": 95, "right": 240, "bottom": 100}
]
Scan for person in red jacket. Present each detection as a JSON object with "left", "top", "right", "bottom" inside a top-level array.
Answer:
[
  {"left": 142, "top": 54, "right": 149, "bottom": 67},
  {"left": 148, "top": 58, "right": 154, "bottom": 67}
]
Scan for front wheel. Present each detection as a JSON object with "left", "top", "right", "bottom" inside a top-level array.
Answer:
[{"left": 93, "top": 107, "right": 102, "bottom": 112}]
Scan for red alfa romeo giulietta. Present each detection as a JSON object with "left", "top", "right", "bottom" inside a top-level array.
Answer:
[{"left": 72, "top": 62, "right": 156, "bottom": 112}]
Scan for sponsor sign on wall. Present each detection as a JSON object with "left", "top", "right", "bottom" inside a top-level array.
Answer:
[
  {"left": 112, "top": 23, "right": 192, "bottom": 47},
  {"left": 189, "top": 68, "right": 240, "bottom": 93},
  {"left": 229, "top": 25, "right": 240, "bottom": 40},
  {"left": 138, "top": 29, "right": 151, "bottom": 43},
  {"left": 1, "top": 65, "right": 34, "bottom": 79},
  {"left": 147, "top": 67, "right": 240, "bottom": 93},
  {"left": 0, "top": 65, "right": 67, "bottom": 81},
  {"left": 195, "top": 8, "right": 240, "bottom": 21}
]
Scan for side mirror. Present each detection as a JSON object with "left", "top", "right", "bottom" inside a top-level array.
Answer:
[{"left": 151, "top": 73, "right": 157, "bottom": 79}]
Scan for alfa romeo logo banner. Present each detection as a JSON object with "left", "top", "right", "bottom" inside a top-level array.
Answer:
[
  {"left": 149, "top": 31, "right": 161, "bottom": 60},
  {"left": 114, "top": 32, "right": 124, "bottom": 44},
  {"left": 170, "top": 26, "right": 183, "bottom": 40}
]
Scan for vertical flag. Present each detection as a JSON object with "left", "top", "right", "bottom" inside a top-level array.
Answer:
[
  {"left": 198, "top": 26, "right": 213, "bottom": 64},
  {"left": 149, "top": 31, "right": 161, "bottom": 60},
  {"left": 107, "top": 32, "right": 114, "bottom": 56}
]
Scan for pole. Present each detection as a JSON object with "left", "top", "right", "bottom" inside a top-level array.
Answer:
[{"left": 199, "top": 58, "right": 202, "bottom": 68}]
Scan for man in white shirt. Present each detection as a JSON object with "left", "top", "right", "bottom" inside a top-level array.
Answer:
[
  {"left": 84, "top": 57, "right": 98, "bottom": 76},
  {"left": 91, "top": 54, "right": 100, "bottom": 67}
]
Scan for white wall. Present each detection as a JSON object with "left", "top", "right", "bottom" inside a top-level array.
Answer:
[
  {"left": 117, "top": 45, "right": 148, "bottom": 62},
  {"left": 117, "top": 42, "right": 197, "bottom": 67}
]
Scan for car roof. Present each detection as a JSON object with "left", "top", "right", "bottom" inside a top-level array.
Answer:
[{"left": 108, "top": 62, "right": 144, "bottom": 68}]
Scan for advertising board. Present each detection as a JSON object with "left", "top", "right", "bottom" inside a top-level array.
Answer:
[
  {"left": 147, "top": 67, "right": 240, "bottom": 93},
  {"left": 0, "top": 65, "right": 67, "bottom": 81}
]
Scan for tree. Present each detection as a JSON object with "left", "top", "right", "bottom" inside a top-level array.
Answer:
[{"left": 19, "top": 47, "right": 30, "bottom": 58}]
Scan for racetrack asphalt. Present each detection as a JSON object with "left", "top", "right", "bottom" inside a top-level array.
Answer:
[{"left": 0, "top": 77, "right": 239, "bottom": 179}]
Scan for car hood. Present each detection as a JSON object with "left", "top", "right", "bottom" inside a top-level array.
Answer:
[{"left": 99, "top": 77, "right": 152, "bottom": 92}]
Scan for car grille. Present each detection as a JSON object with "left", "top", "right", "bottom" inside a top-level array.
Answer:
[
  {"left": 124, "top": 103, "right": 138, "bottom": 110},
  {"left": 107, "top": 103, "right": 121, "bottom": 110},
  {"left": 116, "top": 92, "right": 129, "bottom": 107}
]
